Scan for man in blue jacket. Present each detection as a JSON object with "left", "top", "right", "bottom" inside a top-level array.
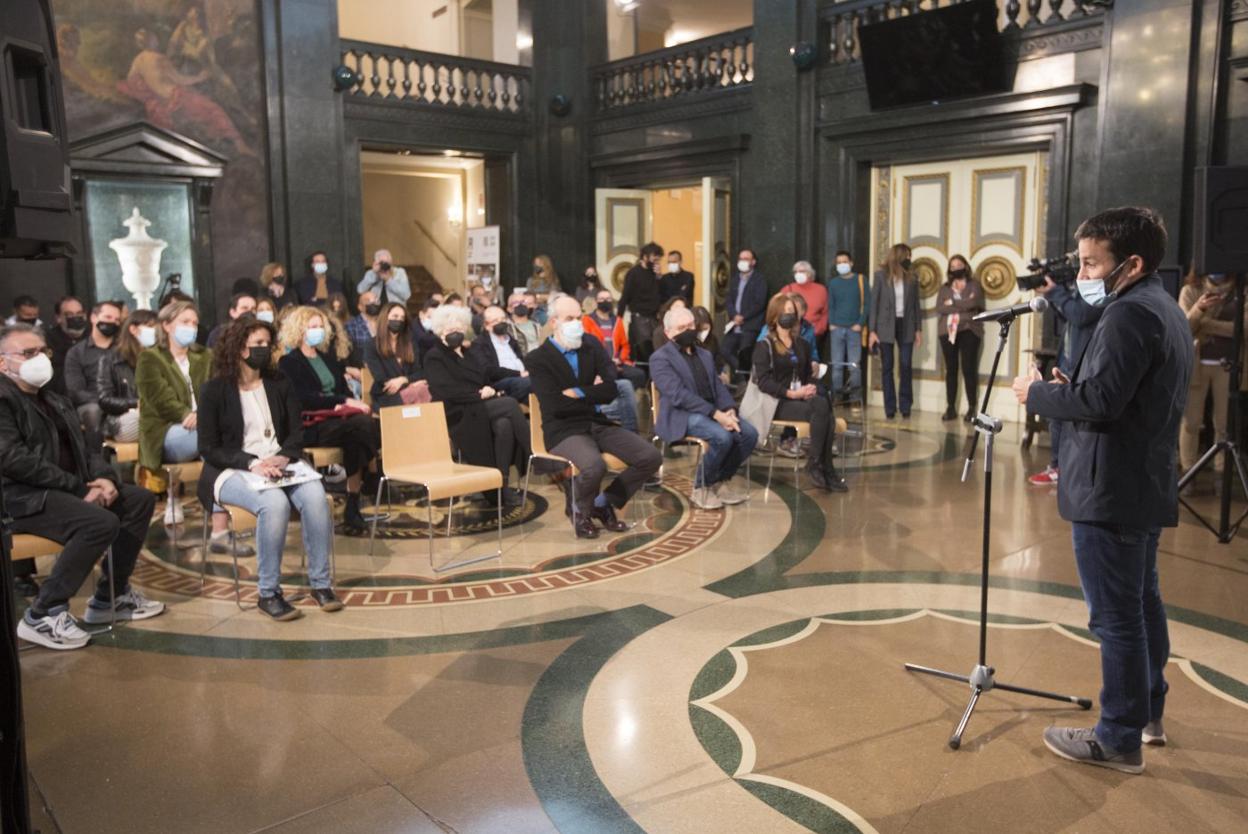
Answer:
[
  {"left": 719, "top": 248, "right": 769, "bottom": 378},
  {"left": 1014, "top": 207, "right": 1192, "bottom": 775}
]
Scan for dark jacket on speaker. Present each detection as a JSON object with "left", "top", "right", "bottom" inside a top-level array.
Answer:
[{"left": 1027, "top": 274, "right": 1193, "bottom": 529}]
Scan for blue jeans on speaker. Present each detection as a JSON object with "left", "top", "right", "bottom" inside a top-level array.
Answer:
[
  {"left": 829, "top": 327, "right": 863, "bottom": 394},
  {"left": 683, "top": 412, "right": 758, "bottom": 488},
  {"left": 878, "top": 340, "right": 914, "bottom": 416},
  {"left": 1071, "top": 522, "right": 1168, "bottom": 753}
]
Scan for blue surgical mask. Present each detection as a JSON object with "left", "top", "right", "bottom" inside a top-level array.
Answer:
[
  {"left": 256, "top": 310, "right": 274, "bottom": 323},
  {"left": 836, "top": 263, "right": 852, "bottom": 276},
  {"left": 1077, "top": 259, "right": 1128, "bottom": 308},
  {"left": 560, "top": 319, "right": 584, "bottom": 349},
  {"left": 313, "top": 262, "right": 329, "bottom": 275},
  {"left": 305, "top": 326, "right": 326, "bottom": 347},
  {"left": 1209, "top": 273, "right": 1228, "bottom": 285},
  {"left": 173, "top": 324, "right": 197, "bottom": 347}
]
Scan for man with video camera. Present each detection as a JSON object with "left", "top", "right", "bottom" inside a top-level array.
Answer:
[{"left": 1012, "top": 206, "right": 1192, "bottom": 775}]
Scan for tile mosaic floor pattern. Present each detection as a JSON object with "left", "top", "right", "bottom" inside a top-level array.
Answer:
[{"left": 15, "top": 410, "right": 1248, "bottom": 833}]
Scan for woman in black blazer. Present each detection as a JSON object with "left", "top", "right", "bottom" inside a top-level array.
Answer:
[
  {"left": 423, "top": 304, "right": 530, "bottom": 508},
  {"left": 276, "top": 305, "right": 379, "bottom": 529},
  {"left": 363, "top": 302, "right": 428, "bottom": 409},
  {"left": 752, "top": 293, "right": 847, "bottom": 492},
  {"left": 868, "top": 243, "right": 922, "bottom": 418},
  {"left": 198, "top": 317, "right": 342, "bottom": 621},
  {"left": 295, "top": 251, "right": 345, "bottom": 307}
]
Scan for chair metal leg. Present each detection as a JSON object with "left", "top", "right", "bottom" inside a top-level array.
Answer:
[
  {"left": 446, "top": 494, "right": 455, "bottom": 537},
  {"left": 496, "top": 494, "right": 503, "bottom": 556},
  {"left": 368, "top": 475, "right": 386, "bottom": 556},
  {"left": 327, "top": 495, "right": 337, "bottom": 584},
  {"left": 199, "top": 515, "right": 211, "bottom": 589},
  {"left": 521, "top": 453, "right": 534, "bottom": 511},
  {"left": 167, "top": 470, "right": 179, "bottom": 551},
  {"left": 427, "top": 499, "right": 436, "bottom": 572},
  {"left": 766, "top": 442, "right": 776, "bottom": 492}
]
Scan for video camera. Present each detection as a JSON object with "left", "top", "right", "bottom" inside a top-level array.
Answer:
[{"left": 1018, "top": 252, "right": 1078, "bottom": 291}]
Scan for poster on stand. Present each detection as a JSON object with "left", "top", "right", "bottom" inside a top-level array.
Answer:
[{"left": 466, "top": 225, "right": 500, "bottom": 301}]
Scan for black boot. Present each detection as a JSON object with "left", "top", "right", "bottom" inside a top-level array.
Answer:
[
  {"left": 822, "top": 464, "right": 849, "bottom": 492},
  {"left": 343, "top": 492, "right": 367, "bottom": 529}
]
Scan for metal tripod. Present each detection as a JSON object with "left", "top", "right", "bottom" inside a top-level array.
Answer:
[{"left": 904, "top": 314, "right": 1091, "bottom": 750}]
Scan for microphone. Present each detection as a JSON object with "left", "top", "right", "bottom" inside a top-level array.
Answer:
[{"left": 972, "top": 297, "right": 1048, "bottom": 322}]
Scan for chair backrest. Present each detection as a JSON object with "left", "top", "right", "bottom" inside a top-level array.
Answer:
[
  {"left": 361, "top": 365, "right": 374, "bottom": 407},
  {"left": 527, "top": 393, "right": 550, "bottom": 456},
  {"left": 379, "top": 402, "right": 452, "bottom": 471}
]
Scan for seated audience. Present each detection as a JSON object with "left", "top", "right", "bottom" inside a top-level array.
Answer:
[
  {"left": 136, "top": 300, "right": 241, "bottom": 547},
  {"left": 651, "top": 306, "right": 757, "bottom": 510},
  {"left": 47, "top": 295, "right": 88, "bottom": 396},
  {"left": 6, "top": 294, "right": 41, "bottom": 327},
  {"left": 64, "top": 299, "right": 124, "bottom": 447},
  {"left": 653, "top": 296, "right": 688, "bottom": 352},
  {"left": 509, "top": 293, "right": 542, "bottom": 353},
  {"left": 1, "top": 322, "right": 164, "bottom": 650},
  {"left": 363, "top": 302, "right": 429, "bottom": 408},
  {"left": 207, "top": 291, "right": 257, "bottom": 348},
  {"left": 346, "top": 290, "right": 379, "bottom": 351},
  {"left": 751, "top": 294, "right": 847, "bottom": 492},
  {"left": 757, "top": 292, "right": 818, "bottom": 352},
  {"left": 231, "top": 277, "right": 261, "bottom": 298},
  {"left": 98, "top": 310, "right": 157, "bottom": 443},
  {"left": 470, "top": 305, "right": 532, "bottom": 402},
  {"left": 255, "top": 297, "right": 277, "bottom": 324},
  {"left": 296, "top": 251, "right": 344, "bottom": 306},
  {"left": 528, "top": 254, "right": 559, "bottom": 297},
  {"left": 411, "top": 297, "right": 441, "bottom": 355},
  {"left": 582, "top": 286, "right": 647, "bottom": 395},
  {"left": 278, "top": 306, "right": 379, "bottom": 529},
  {"left": 326, "top": 292, "right": 351, "bottom": 326},
  {"left": 199, "top": 317, "right": 343, "bottom": 621},
  {"left": 526, "top": 296, "right": 661, "bottom": 538},
  {"left": 423, "top": 304, "right": 531, "bottom": 508},
  {"left": 575, "top": 267, "right": 606, "bottom": 311},
  {"left": 260, "top": 262, "right": 297, "bottom": 310},
  {"left": 358, "top": 248, "right": 412, "bottom": 305}
]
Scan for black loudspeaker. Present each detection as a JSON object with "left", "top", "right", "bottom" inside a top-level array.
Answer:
[
  {"left": 1193, "top": 166, "right": 1248, "bottom": 275},
  {"left": 0, "top": 0, "right": 77, "bottom": 258}
]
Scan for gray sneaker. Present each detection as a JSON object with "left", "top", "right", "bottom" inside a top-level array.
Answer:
[
  {"left": 209, "top": 533, "right": 255, "bottom": 557},
  {"left": 1043, "top": 726, "right": 1144, "bottom": 774},
  {"left": 1142, "top": 719, "right": 1167, "bottom": 746}
]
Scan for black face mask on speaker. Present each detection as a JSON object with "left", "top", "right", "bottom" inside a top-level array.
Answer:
[
  {"left": 244, "top": 346, "right": 271, "bottom": 370},
  {"left": 445, "top": 332, "right": 465, "bottom": 350}
]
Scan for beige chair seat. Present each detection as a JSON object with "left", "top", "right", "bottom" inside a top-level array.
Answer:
[
  {"left": 382, "top": 463, "right": 502, "bottom": 502},
  {"left": 104, "top": 441, "right": 140, "bottom": 463},
  {"left": 9, "top": 534, "right": 61, "bottom": 560},
  {"left": 305, "top": 447, "right": 344, "bottom": 468}
]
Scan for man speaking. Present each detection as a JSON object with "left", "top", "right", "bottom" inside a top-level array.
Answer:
[{"left": 1013, "top": 207, "right": 1192, "bottom": 774}]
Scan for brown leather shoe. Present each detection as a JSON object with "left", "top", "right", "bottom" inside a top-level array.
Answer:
[{"left": 590, "top": 503, "right": 628, "bottom": 532}]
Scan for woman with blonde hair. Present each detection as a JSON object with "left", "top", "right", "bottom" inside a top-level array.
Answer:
[
  {"left": 868, "top": 243, "right": 922, "bottom": 419},
  {"left": 259, "top": 262, "right": 296, "bottom": 310},
  {"left": 528, "top": 253, "right": 559, "bottom": 296},
  {"left": 276, "top": 306, "right": 379, "bottom": 529}
]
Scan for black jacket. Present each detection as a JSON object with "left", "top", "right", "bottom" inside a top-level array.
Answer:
[
  {"left": 46, "top": 326, "right": 85, "bottom": 397},
  {"left": 277, "top": 349, "right": 351, "bottom": 411},
  {"left": 751, "top": 336, "right": 816, "bottom": 400},
  {"left": 468, "top": 333, "right": 525, "bottom": 382},
  {"left": 660, "top": 269, "right": 695, "bottom": 305},
  {"left": 1047, "top": 282, "right": 1105, "bottom": 372},
  {"left": 97, "top": 353, "right": 139, "bottom": 416},
  {"left": 295, "top": 275, "right": 345, "bottom": 306},
  {"left": 196, "top": 374, "right": 305, "bottom": 509},
  {"left": 1028, "top": 275, "right": 1193, "bottom": 529},
  {"left": 422, "top": 341, "right": 501, "bottom": 470},
  {"left": 726, "top": 271, "right": 769, "bottom": 335},
  {"left": 362, "top": 338, "right": 422, "bottom": 409},
  {"left": 0, "top": 376, "right": 116, "bottom": 518},
  {"left": 617, "top": 263, "right": 661, "bottom": 319},
  {"left": 524, "top": 335, "right": 618, "bottom": 450}
]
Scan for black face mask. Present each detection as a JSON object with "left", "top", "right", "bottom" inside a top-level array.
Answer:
[
  {"left": 513, "top": 305, "right": 530, "bottom": 318},
  {"left": 533, "top": 266, "right": 543, "bottom": 274},
  {"left": 65, "top": 315, "right": 87, "bottom": 332},
  {"left": 96, "top": 321, "right": 120, "bottom": 338},
  {"left": 900, "top": 259, "right": 912, "bottom": 271},
  {"left": 949, "top": 268, "right": 968, "bottom": 280},
  {"left": 17, "top": 317, "right": 37, "bottom": 326},
  {"left": 271, "top": 276, "right": 285, "bottom": 286},
  {"left": 585, "top": 274, "right": 598, "bottom": 285},
  {"left": 674, "top": 329, "right": 699, "bottom": 349},
  {"left": 387, "top": 319, "right": 406, "bottom": 334},
  {"left": 597, "top": 300, "right": 614, "bottom": 314},
  {"left": 365, "top": 303, "right": 381, "bottom": 317},
  {"left": 445, "top": 332, "right": 465, "bottom": 350},
  {"left": 244, "top": 346, "right": 271, "bottom": 370},
  {"left": 777, "top": 313, "right": 798, "bottom": 329},
  {"left": 491, "top": 321, "right": 510, "bottom": 336}
]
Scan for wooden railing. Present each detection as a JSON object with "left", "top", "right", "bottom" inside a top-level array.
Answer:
[
  {"left": 340, "top": 40, "right": 530, "bottom": 115},
  {"left": 821, "top": 0, "right": 1110, "bottom": 65},
  {"left": 592, "top": 27, "right": 754, "bottom": 112}
]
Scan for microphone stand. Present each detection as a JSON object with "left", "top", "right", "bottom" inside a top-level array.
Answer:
[{"left": 904, "top": 312, "right": 1091, "bottom": 750}]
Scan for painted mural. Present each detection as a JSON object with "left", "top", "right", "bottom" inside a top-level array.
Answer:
[{"left": 51, "top": 0, "right": 269, "bottom": 298}]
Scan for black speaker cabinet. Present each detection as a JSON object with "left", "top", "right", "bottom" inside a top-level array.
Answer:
[
  {"left": 1193, "top": 166, "right": 1248, "bottom": 275},
  {"left": 0, "top": 0, "right": 77, "bottom": 258}
]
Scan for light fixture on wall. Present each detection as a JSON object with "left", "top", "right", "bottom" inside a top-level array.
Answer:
[
  {"left": 614, "top": 0, "right": 640, "bottom": 12},
  {"left": 516, "top": 32, "right": 533, "bottom": 50},
  {"left": 447, "top": 201, "right": 464, "bottom": 229}
]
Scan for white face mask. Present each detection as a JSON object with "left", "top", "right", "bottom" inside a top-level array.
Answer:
[
  {"left": 137, "top": 326, "right": 158, "bottom": 348},
  {"left": 14, "top": 352, "right": 53, "bottom": 389},
  {"left": 836, "top": 263, "right": 852, "bottom": 276},
  {"left": 256, "top": 311, "right": 274, "bottom": 323},
  {"left": 737, "top": 260, "right": 752, "bottom": 274},
  {"left": 559, "top": 319, "right": 584, "bottom": 350},
  {"left": 313, "top": 262, "right": 329, "bottom": 275},
  {"left": 667, "top": 262, "right": 681, "bottom": 274},
  {"left": 794, "top": 272, "right": 809, "bottom": 285},
  {"left": 697, "top": 328, "right": 710, "bottom": 343}
]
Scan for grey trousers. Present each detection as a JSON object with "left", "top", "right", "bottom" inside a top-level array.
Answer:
[{"left": 550, "top": 424, "right": 662, "bottom": 516}]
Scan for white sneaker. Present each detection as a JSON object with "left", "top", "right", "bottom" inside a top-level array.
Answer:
[
  {"left": 690, "top": 486, "right": 723, "bottom": 510},
  {"left": 714, "top": 481, "right": 750, "bottom": 505},
  {"left": 1142, "top": 719, "right": 1167, "bottom": 746},
  {"left": 209, "top": 532, "right": 256, "bottom": 557},
  {"left": 17, "top": 609, "right": 91, "bottom": 651},
  {"left": 82, "top": 588, "right": 166, "bottom": 625},
  {"left": 163, "top": 498, "right": 184, "bottom": 526},
  {"left": 323, "top": 464, "right": 347, "bottom": 484}
]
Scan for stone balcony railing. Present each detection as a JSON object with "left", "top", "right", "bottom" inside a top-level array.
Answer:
[{"left": 592, "top": 27, "right": 754, "bottom": 112}]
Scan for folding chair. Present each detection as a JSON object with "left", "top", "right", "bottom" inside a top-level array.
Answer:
[
  {"left": 163, "top": 459, "right": 203, "bottom": 551},
  {"left": 763, "top": 416, "right": 849, "bottom": 491},
  {"left": 11, "top": 534, "right": 116, "bottom": 634},
  {"left": 521, "top": 394, "right": 630, "bottom": 529},
  {"left": 649, "top": 382, "right": 709, "bottom": 490},
  {"left": 369, "top": 403, "right": 503, "bottom": 571}
]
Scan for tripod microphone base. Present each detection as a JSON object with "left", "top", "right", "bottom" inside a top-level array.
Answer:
[{"left": 904, "top": 662, "right": 1092, "bottom": 750}]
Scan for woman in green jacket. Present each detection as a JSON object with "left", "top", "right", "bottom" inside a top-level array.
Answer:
[{"left": 136, "top": 300, "right": 241, "bottom": 551}]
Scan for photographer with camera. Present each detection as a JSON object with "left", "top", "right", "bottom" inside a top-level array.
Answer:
[
  {"left": 357, "top": 248, "right": 412, "bottom": 306},
  {"left": 1012, "top": 206, "right": 1192, "bottom": 774},
  {"left": 1024, "top": 254, "right": 1106, "bottom": 487}
]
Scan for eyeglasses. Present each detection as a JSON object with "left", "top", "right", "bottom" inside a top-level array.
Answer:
[{"left": 3, "top": 347, "right": 51, "bottom": 360}]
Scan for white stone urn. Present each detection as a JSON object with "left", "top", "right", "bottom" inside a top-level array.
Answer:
[{"left": 108, "top": 207, "right": 168, "bottom": 310}]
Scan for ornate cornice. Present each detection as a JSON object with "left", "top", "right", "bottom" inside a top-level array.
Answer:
[
  {"left": 590, "top": 87, "right": 752, "bottom": 135},
  {"left": 342, "top": 98, "right": 530, "bottom": 136},
  {"left": 1006, "top": 15, "right": 1104, "bottom": 61}
]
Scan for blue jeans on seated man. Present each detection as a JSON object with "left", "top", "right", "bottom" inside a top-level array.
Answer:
[
  {"left": 683, "top": 412, "right": 759, "bottom": 488},
  {"left": 218, "top": 473, "right": 334, "bottom": 596},
  {"left": 600, "top": 379, "right": 639, "bottom": 433},
  {"left": 1071, "top": 522, "right": 1168, "bottom": 753},
  {"left": 829, "top": 327, "right": 863, "bottom": 394},
  {"left": 494, "top": 374, "right": 533, "bottom": 402}
]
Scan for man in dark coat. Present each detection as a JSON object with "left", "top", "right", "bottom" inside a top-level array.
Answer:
[{"left": 1015, "top": 207, "right": 1192, "bottom": 775}]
